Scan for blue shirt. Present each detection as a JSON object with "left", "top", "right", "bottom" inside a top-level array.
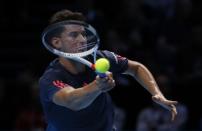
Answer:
[{"left": 39, "top": 50, "right": 128, "bottom": 131}]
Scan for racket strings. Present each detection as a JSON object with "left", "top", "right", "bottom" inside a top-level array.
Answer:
[{"left": 74, "top": 41, "right": 97, "bottom": 50}]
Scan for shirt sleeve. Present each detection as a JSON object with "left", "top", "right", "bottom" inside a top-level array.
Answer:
[
  {"left": 101, "top": 50, "right": 128, "bottom": 74},
  {"left": 39, "top": 72, "right": 68, "bottom": 102}
]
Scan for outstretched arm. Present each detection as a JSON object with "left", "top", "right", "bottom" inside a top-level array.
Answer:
[{"left": 124, "top": 60, "right": 178, "bottom": 121}]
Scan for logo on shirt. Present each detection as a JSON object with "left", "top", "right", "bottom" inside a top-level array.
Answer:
[
  {"left": 116, "top": 54, "right": 126, "bottom": 61},
  {"left": 83, "top": 82, "right": 88, "bottom": 86},
  {"left": 52, "top": 80, "right": 69, "bottom": 89},
  {"left": 110, "top": 52, "right": 126, "bottom": 64}
]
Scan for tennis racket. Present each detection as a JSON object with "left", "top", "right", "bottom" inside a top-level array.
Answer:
[{"left": 41, "top": 20, "right": 106, "bottom": 77}]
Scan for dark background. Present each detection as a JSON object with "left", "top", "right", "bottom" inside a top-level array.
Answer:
[{"left": 0, "top": 0, "right": 202, "bottom": 130}]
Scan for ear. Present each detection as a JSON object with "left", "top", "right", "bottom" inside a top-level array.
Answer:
[{"left": 51, "top": 37, "right": 62, "bottom": 49}]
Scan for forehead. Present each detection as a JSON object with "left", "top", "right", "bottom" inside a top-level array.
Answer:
[{"left": 63, "top": 24, "right": 85, "bottom": 33}]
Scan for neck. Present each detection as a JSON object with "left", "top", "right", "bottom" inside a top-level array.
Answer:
[{"left": 59, "top": 57, "right": 86, "bottom": 74}]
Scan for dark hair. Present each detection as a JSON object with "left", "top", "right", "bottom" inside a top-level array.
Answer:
[
  {"left": 49, "top": 9, "right": 86, "bottom": 25},
  {"left": 46, "top": 10, "right": 86, "bottom": 46}
]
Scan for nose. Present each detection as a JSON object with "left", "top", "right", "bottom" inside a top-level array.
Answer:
[
  {"left": 77, "top": 34, "right": 87, "bottom": 48},
  {"left": 76, "top": 34, "right": 87, "bottom": 50},
  {"left": 77, "top": 33, "right": 86, "bottom": 42}
]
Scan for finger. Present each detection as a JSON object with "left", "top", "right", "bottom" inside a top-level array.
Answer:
[
  {"left": 110, "top": 79, "right": 116, "bottom": 87},
  {"left": 107, "top": 78, "right": 115, "bottom": 84},
  {"left": 96, "top": 75, "right": 100, "bottom": 79},
  {"left": 171, "top": 105, "right": 177, "bottom": 121},
  {"left": 168, "top": 100, "right": 178, "bottom": 105},
  {"left": 106, "top": 72, "right": 113, "bottom": 78},
  {"left": 171, "top": 111, "right": 175, "bottom": 121},
  {"left": 105, "top": 71, "right": 112, "bottom": 75},
  {"left": 163, "top": 100, "right": 178, "bottom": 106},
  {"left": 96, "top": 75, "right": 102, "bottom": 81}
]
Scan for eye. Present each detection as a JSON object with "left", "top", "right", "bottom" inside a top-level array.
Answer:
[
  {"left": 81, "top": 31, "right": 87, "bottom": 38},
  {"left": 68, "top": 31, "right": 87, "bottom": 39},
  {"left": 68, "top": 32, "right": 79, "bottom": 38}
]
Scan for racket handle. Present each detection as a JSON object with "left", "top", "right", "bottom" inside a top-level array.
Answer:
[{"left": 96, "top": 72, "right": 106, "bottom": 78}]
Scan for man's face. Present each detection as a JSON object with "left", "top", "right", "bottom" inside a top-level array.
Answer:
[{"left": 53, "top": 24, "right": 87, "bottom": 53}]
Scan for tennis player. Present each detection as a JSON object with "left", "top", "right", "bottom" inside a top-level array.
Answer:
[{"left": 39, "top": 9, "right": 178, "bottom": 131}]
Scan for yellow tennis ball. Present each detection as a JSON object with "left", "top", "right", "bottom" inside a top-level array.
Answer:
[{"left": 95, "top": 58, "right": 110, "bottom": 73}]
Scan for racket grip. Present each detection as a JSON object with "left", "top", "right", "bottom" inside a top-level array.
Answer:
[{"left": 96, "top": 72, "right": 106, "bottom": 78}]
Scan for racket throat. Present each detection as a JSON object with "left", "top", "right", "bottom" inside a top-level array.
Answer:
[{"left": 91, "top": 64, "right": 95, "bottom": 71}]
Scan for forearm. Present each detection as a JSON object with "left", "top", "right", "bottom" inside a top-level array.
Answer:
[
  {"left": 64, "top": 80, "right": 102, "bottom": 111},
  {"left": 128, "top": 61, "right": 163, "bottom": 96},
  {"left": 135, "top": 64, "right": 163, "bottom": 96}
]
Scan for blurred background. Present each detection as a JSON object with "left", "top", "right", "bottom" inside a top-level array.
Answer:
[{"left": 0, "top": 0, "right": 202, "bottom": 130}]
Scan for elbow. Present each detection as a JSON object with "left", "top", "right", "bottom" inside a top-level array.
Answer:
[
  {"left": 64, "top": 100, "right": 86, "bottom": 111},
  {"left": 127, "top": 60, "right": 143, "bottom": 76},
  {"left": 67, "top": 106, "right": 82, "bottom": 111},
  {"left": 66, "top": 104, "right": 83, "bottom": 111},
  {"left": 53, "top": 95, "right": 84, "bottom": 111}
]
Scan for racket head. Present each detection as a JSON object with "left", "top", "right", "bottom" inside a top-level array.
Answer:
[{"left": 41, "top": 20, "right": 100, "bottom": 58}]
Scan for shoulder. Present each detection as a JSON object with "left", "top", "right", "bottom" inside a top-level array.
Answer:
[
  {"left": 39, "top": 59, "right": 65, "bottom": 86},
  {"left": 97, "top": 50, "right": 116, "bottom": 58},
  {"left": 39, "top": 68, "right": 62, "bottom": 87},
  {"left": 97, "top": 50, "right": 129, "bottom": 74},
  {"left": 97, "top": 50, "right": 127, "bottom": 62}
]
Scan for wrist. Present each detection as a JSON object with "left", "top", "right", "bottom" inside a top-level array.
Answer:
[
  {"left": 82, "top": 81, "right": 102, "bottom": 95},
  {"left": 85, "top": 80, "right": 102, "bottom": 94},
  {"left": 93, "top": 80, "right": 102, "bottom": 93},
  {"left": 152, "top": 92, "right": 165, "bottom": 99}
]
